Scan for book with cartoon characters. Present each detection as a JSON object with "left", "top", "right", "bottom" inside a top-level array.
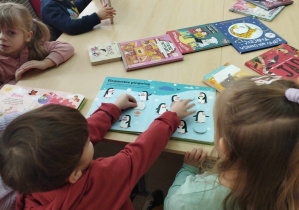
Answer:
[
  {"left": 203, "top": 63, "right": 251, "bottom": 92},
  {"left": 86, "top": 77, "right": 216, "bottom": 144},
  {"left": 229, "top": 0, "right": 284, "bottom": 22},
  {"left": 88, "top": 42, "right": 121, "bottom": 65},
  {"left": 214, "top": 16, "right": 287, "bottom": 53},
  {"left": 166, "top": 23, "right": 230, "bottom": 54},
  {"left": 118, "top": 34, "right": 184, "bottom": 71},
  {"left": 245, "top": 43, "right": 299, "bottom": 81},
  {"left": 244, "top": 0, "right": 293, "bottom": 10},
  {"left": 0, "top": 84, "right": 87, "bottom": 117}
]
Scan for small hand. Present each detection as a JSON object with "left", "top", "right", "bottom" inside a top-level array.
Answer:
[
  {"left": 114, "top": 94, "right": 137, "bottom": 110},
  {"left": 169, "top": 99, "right": 196, "bottom": 119},
  {"left": 184, "top": 148, "right": 208, "bottom": 168},
  {"left": 15, "top": 59, "right": 55, "bottom": 81},
  {"left": 97, "top": 4, "right": 116, "bottom": 20}
]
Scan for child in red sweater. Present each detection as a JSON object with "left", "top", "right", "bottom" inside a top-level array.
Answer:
[{"left": 0, "top": 94, "right": 195, "bottom": 209}]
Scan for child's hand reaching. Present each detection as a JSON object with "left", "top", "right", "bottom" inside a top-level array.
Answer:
[
  {"left": 184, "top": 148, "right": 208, "bottom": 168},
  {"left": 97, "top": 4, "right": 116, "bottom": 20},
  {"left": 170, "top": 99, "right": 196, "bottom": 119},
  {"left": 114, "top": 94, "right": 137, "bottom": 110},
  {"left": 15, "top": 59, "right": 56, "bottom": 81}
]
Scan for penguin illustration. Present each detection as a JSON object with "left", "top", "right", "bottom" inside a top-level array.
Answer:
[
  {"left": 193, "top": 111, "right": 209, "bottom": 123},
  {"left": 198, "top": 92, "right": 207, "bottom": 104},
  {"left": 103, "top": 88, "right": 115, "bottom": 99},
  {"left": 156, "top": 103, "right": 168, "bottom": 115},
  {"left": 171, "top": 95, "right": 180, "bottom": 102},
  {"left": 139, "top": 91, "right": 151, "bottom": 102},
  {"left": 177, "top": 120, "right": 187, "bottom": 134},
  {"left": 119, "top": 115, "right": 131, "bottom": 129}
]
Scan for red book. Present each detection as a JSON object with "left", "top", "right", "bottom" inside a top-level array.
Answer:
[{"left": 245, "top": 43, "right": 299, "bottom": 81}]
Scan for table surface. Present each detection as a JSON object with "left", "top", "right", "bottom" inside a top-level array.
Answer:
[{"left": 17, "top": 0, "right": 299, "bottom": 154}]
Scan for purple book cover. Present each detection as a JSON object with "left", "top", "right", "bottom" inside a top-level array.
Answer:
[
  {"left": 119, "top": 34, "right": 184, "bottom": 71},
  {"left": 245, "top": 0, "right": 293, "bottom": 10}
]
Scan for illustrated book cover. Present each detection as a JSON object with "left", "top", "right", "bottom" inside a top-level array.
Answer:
[
  {"left": 245, "top": 43, "right": 299, "bottom": 81},
  {"left": 88, "top": 42, "right": 121, "bottom": 65},
  {"left": 166, "top": 23, "right": 230, "bottom": 54},
  {"left": 229, "top": 0, "right": 284, "bottom": 22},
  {"left": 86, "top": 77, "right": 216, "bottom": 144},
  {"left": 203, "top": 63, "right": 251, "bottom": 92},
  {"left": 244, "top": 0, "right": 293, "bottom": 10},
  {"left": 214, "top": 16, "right": 286, "bottom": 53},
  {"left": 118, "top": 34, "right": 184, "bottom": 71},
  {"left": 0, "top": 85, "right": 87, "bottom": 117}
]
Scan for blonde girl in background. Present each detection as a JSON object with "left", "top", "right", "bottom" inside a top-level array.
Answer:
[
  {"left": 165, "top": 76, "right": 299, "bottom": 210},
  {"left": 0, "top": 2, "right": 74, "bottom": 87}
]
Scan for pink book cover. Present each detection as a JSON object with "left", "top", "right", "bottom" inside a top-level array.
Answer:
[
  {"left": 245, "top": 43, "right": 299, "bottom": 81},
  {"left": 118, "top": 34, "right": 184, "bottom": 71},
  {"left": 0, "top": 84, "right": 86, "bottom": 117}
]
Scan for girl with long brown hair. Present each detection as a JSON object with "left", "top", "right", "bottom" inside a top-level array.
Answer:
[{"left": 165, "top": 76, "right": 299, "bottom": 210}]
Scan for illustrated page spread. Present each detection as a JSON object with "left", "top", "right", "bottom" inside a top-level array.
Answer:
[{"left": 87, "top": 77, "right": 216, "bottom": 144}]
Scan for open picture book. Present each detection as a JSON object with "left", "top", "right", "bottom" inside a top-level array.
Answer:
[
  {"left": 0, "top": 84, "right": 87, "bottom": 117},
  {"left": 87, "top": 77, "right": 216, "bottom": 144}
]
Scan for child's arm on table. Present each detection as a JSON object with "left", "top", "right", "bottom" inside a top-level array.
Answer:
[
  {"left": 91, "top": 100, "right": 196, "bottom": 206},
  {"left": 15, "top": 41, "right": 74, "bottom": 81},
  {"left": 165, "top": 148, "right": 207, "bottom": 199},
  {"left": 87, "top": 94, "right": 137, "bottom": 144}
]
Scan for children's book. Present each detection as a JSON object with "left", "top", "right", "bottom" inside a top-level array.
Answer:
[
  {"left": 214, "top": 16, "right": 286, "bottom": 53},
  {"left": 229, "top": 0, "right": 284, "bottom": 22},
  {"left": 88, "top": 42, "right": 121, "bottom": 65},
  {"left": 203, "top": 63, "right": 251, "bottom": 92},
  {"left": 118, "top": 34, "right": 184, "bottom": 71},
  {"left": 0, "top": 84, "right": 87, "bottom": 117},
  {"left": 245, "top": 43, "right": 299, "bottom": 80},
  {"left": 166, "top": 23, "right": 230, "bottom": 54},
  {"left": 86, "top": 77, "right": 216, "bottom": 144},
  {"left": 244, "top": 0, "right": 293, "bottom": 10}
]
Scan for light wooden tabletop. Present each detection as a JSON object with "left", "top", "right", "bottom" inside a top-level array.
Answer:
[{"left": 17, "top": 0, "right": 299, "bottom": 154}]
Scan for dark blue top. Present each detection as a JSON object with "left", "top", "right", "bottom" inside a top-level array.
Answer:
[{"left": 41, "top": 0, "right": 101, "bottom": 40}]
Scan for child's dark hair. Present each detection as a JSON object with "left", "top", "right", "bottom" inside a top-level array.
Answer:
[
  {"left": 0, "top": 2, "right": 50, "bottom": 60},
  {"left": 0, "top": 104, "right": 89, "bottom": 193},
  {"left": 214, "top": 76, "right": 299, "bottom": 210}
]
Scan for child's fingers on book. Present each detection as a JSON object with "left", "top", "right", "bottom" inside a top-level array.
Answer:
[{"left": 186, "top": 103, "right": 195, "bottom": 109}]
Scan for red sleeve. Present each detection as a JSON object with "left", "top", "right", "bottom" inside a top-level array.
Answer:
[
  {"left": 87, "top": 111, "right": 180, "bottom": 208},
  {"left": 122, "top": 111, "right": 180, "bottom": 188},
  {"left": 87, "top": 103, "right": 122, "bottom": 145}
]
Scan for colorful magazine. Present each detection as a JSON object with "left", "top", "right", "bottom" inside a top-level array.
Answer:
[
  {"left": 0, "top": 84, "right": 87, "bottom": 117},
  {"left": 245, "top": 43, "right": 299, "bottom": 81},
  {"left": 87, "top": 77, "right": 216, "bottom": 144},
  {"left": 118, "top": 34, "right": 184, "bottom": 71},
  {"left": 244, "top": 0, "right": 293, "bottom": 10},
  {"left": 166, "top": 23, "right": 230, "bottom": 54},
  {"left": 203, "top": 63, "right": 251, "bottom": 92},
  {"left": 229, "top": 0, "right": 284, "bottom": 22},
  {"left": 88, "top": 42, "right": 121, "bottom": 65},
  {"left": 214, "top": 16, "right": 286, "bottom": 53}
]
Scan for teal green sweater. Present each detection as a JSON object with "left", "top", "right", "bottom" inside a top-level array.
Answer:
[{"left": 165, "top": 164, "right": 231, "bottom": 210}]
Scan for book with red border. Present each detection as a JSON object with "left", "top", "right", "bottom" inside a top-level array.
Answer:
[{"left": 245, "top": 43, "right": 299, "bottom": 80}]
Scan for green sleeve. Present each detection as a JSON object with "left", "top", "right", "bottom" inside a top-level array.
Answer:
[{"left": 165, "top": 163, "right": 197, "bottom": 198}]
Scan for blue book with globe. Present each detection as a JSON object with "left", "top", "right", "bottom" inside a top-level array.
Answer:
[
  {"left": 87, "top": 77, "right": 216, "bottom": 144},
  {"left": 214, "top": 16, "right": 287, "bottom": 53}
]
